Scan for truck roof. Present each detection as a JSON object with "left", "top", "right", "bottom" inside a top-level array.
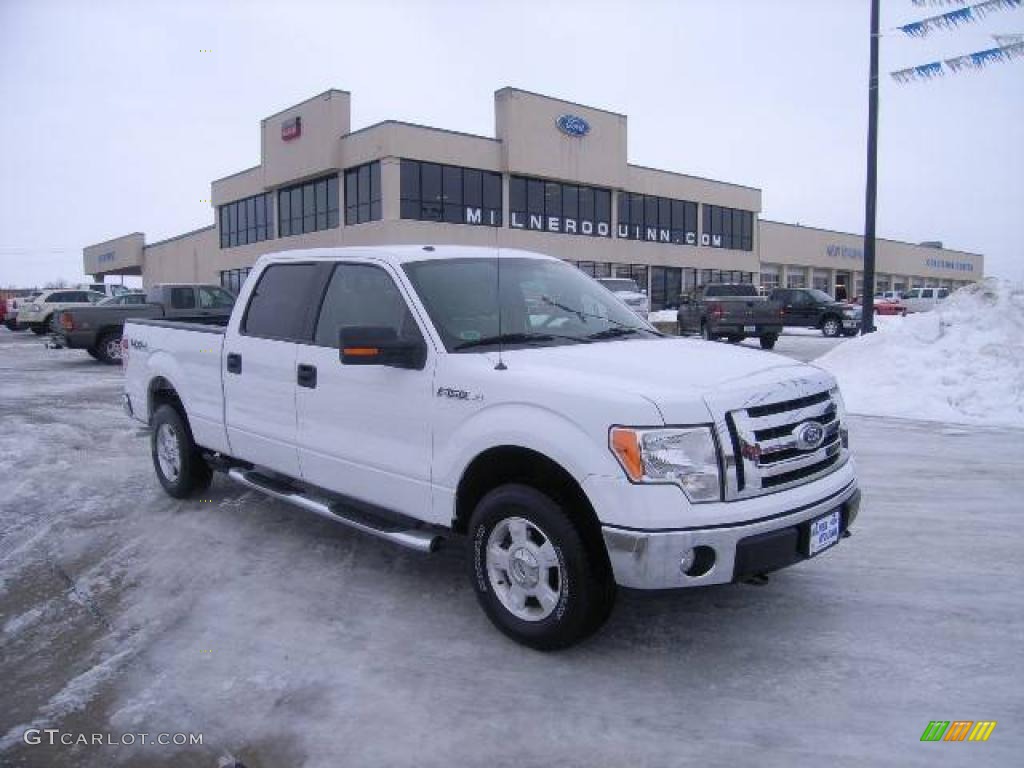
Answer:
[{"left": 255, "top": 245, "right": 557, "bottom": 268}]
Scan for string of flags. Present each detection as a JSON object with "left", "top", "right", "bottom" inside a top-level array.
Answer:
[
  {"left": 900, "top": 0, "right": 1021, "bottom": 37},
  {"left": 891, "top": 38, "right": 1024, "bottom": 81},
  {"left": 899, "top": 0, "right": 1021, "bottom": 37}
]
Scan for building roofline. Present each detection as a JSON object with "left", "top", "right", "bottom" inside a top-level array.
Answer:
[
  {"left": 260, "top": 88, "right": 350, "bottom": 124},
  {"left": 84, "top": 232, "right": 145, "bottom": 250},
  {"left": 627, "top": 163, "right": 762, "bottom": 194},
  {"left": 211, "top": 164, "right": 261, "bottom": 185},
  {"left": 343, "top": 119, "right": 501, "bottom": 144},
  {"left": 494, "top": 87, "right": 626, "bottom": 118},
  {"left": 145, "top": 225, "right": 215, "bottom": 250},
  {"left": 760, "top": 218, "right": 983, "bottom": 258}
]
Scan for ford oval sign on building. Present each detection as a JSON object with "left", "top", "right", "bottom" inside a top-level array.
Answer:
[{"left": 556, "top": 114, "right": 590, "bottom": 137}]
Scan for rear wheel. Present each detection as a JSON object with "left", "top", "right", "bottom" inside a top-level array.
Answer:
[
  {"left": 759, "top": 334, "right": 778, "bottom": 350},
  {"left": 701, "top": 322, "right": 714, "bottom": 341},
  {"left": 95, "top": 331, "right": 123, "bottom": 364},
  {"left": 150, "top": 404, "right": 212, "bottom": 498},
  {"left": 821, "top": 316, "right": 841, "bottom": 337},
  {"left": 468, "top": 484, "right": 615, "bottom": 650}
]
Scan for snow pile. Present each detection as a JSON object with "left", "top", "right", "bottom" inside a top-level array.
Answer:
[{"left": 817, "top": 278, "right": 1024, "bottom": 428}]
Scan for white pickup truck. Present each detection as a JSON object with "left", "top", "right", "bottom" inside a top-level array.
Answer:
[{"left": 123, "top": 246, "right": 860, "bottom": 650}]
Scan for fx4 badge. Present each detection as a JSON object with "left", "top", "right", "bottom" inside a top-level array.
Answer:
[{"left": 437, "top": 386, "right": 483, "bottom": 402}]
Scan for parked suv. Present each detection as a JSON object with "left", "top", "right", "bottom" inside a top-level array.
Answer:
[
  {"left": 902, "top": 287, "right": 949, "bottom": 314},
  {"left": 123, "top": 246, "right": 859, "bottom": 650},
  {"left": 595, "top": 277, "right": 649, "bottom": 317},
  {"left": 16, "top": 289, "right": 105, "bottom": 334},
  {"left": 768, "top": 288, "right": 860, "bottom": 337}
]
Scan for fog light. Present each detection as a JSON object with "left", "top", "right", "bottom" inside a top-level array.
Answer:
[{"left": 679, "top": 549, "right": 696, "bottom": 574}]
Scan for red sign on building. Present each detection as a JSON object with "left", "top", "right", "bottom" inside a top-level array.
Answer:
[{"left": 281, "top": 116, "right": 301, "bottom": 141}]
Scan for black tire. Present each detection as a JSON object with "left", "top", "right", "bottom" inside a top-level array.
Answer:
[
  {"left": 95, "top": 331, "right": 123, "bottom": 365},
  {"left": 468, "top": 483, "right": 615, "bottom": 651},
  {"left": 150, "top": 404, "right": 212, "bottom": 499},
  {"left": 4, "top": 320, "right": 17, "bottom": 331},
  {"left": 759, "top": 334, "right": 778, "bottom": 350},
  {"left": 86, "top": 347, "right": 101, "bottom": 360},
  {"left": 701, "top": 322, "right": 714, "bottom": 341},
  {"left": 821, "top": 316, "right": 841, "bottom": 338}
]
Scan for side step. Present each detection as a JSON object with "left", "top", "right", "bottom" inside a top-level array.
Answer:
[{"left": 227, "top": 468, "right": 443, "bottom": 553}]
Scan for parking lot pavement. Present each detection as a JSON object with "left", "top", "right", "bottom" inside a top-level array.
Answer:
[{"left": 2, "top": 330, "right": 1021, "bottom": 767}]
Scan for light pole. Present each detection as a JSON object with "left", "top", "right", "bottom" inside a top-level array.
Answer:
[{"left": 861, "top": 0, "right": 880, "bottom": 334}]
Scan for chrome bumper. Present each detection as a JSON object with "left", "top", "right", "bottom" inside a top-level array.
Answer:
[{"left": 602, "top": 482, "right": 860, "bottom": 589}]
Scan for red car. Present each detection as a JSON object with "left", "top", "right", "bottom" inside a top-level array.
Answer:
[{"left": 852, "top": 295, "right": 908, "bottom": 316}]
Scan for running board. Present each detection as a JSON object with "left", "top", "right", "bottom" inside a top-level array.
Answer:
[{"left": 227, "top": 468, "right": 442, "bottom": 553}]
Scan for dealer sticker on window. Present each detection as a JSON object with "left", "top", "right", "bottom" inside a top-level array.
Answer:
[{"left": 808, "top": 509, "right": 840, "bottom": 556}]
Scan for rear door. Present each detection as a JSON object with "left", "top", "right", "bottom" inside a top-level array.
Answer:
[
  {"left": 223, "top": 263, "right": 324, "bottom": 477},
  {"left": 295, "top": 260, "right": 436, "bottom": 520}
]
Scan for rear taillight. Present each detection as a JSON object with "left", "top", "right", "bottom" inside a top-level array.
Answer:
[
  {"left": 61, "top": 313, "right": 74, "bottom": 331},
  {"left": 710, "top": 304, "right": 724, "bottom": 320}
]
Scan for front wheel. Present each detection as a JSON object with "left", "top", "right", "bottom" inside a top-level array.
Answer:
[
  {"left": 150, "top": 404, "right": 212, "bottom": 498},
  {"left": 468, "top": 484, "right": 615, "bottom": 651},
  {"left": 759, "top": 333, "right": 778, "bottom": 350},
  {"left": 821, "top": 317, "right": 841, "bottom": 337}
]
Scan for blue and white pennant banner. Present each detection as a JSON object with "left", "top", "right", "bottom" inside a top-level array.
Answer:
[
  {"left": 899, "top": 0, "right": 1022, "bottom": 38},
  {"left": 891, "top": 39, "right": 1024, "bottom": 81}
]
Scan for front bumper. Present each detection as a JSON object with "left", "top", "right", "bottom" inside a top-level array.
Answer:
[{"left": 602, "top": 481, "right": 860, "bottom": 589}]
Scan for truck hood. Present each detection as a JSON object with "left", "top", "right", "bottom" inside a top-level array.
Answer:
[{"left": 493, "top": 337, "right": 829, "bottom": 423}]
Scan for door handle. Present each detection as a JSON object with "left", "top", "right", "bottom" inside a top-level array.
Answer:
[
  {"left": 297, "top": 363, "right": 317, "bottom": 389},
  {"left": 226, "top": 353, "right": 242, "bottom": 374}
]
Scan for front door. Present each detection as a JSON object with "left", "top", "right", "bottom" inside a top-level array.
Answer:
[{"left": 295, "top": 261, "right": 436, "bottom": 521}]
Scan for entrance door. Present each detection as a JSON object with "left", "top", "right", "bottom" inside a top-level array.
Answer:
[{"left": 834, "top": 271, "right": 851, "bottom": 301}]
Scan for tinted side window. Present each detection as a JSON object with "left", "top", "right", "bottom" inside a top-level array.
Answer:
[
  {"left": 243, "top": 264, "right": 320, "bottom": 341},
  {"left": 314, "top": 264, "right": 421, "bottom": 348},
  {"left": 171, "top": 287, "right": 196, "bottom": 309},
  {"left": 198, "top": 287, "right": 235, "bottom": 309}
]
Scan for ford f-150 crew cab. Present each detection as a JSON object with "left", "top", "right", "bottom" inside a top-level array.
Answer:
[
  {"left": 123, "top": 246, "right": 860, "bottom": 650},
  {"left": 677, "top": 283, "right": 784, "bottom": 349}
]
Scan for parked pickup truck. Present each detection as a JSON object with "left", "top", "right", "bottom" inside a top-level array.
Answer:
[
  {"left": 677, "top": 283, "right": 784, "bottom": 349},
  {"left": 53, "top": 283, "right": 235, "bottom": 363},
  {"left": 768, "top": 288, "right": 860, "bottom": 337},
  {"left": 123, "top": 246, "right": 859, "bottom": 650}
]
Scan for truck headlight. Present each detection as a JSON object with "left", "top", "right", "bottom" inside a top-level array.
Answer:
[
  {"left": 610, "top": 426, "right": 721, "bottom": 502},
  {"left": 830, "top": 386, "right": 850, "bottom": 448}
]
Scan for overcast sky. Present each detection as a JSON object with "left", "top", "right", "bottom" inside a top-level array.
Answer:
[{"left": 1, "top": 0, "right": 1021, "bottom": 287}]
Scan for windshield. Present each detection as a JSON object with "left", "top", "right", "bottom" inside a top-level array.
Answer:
[
  {"left": 598, "top": 279, "right": 640, "bottom": 293},
  {"left": 807, "top": 289, "right": 835, "bottom": 303},
  {"left": 403, "top": 257, "right": 656, "bottom": 352}
]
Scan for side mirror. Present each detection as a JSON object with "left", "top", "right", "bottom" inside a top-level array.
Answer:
[{"left": 339, "top": 326, "right": 426, "bottom": 370}]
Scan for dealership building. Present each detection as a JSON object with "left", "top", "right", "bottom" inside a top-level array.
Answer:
[{"left": 83, "top": 88, "right": 983, "bottom": 309}]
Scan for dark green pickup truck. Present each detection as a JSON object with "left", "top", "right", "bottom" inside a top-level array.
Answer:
[{"left": 50, "top": 284, "right": 235, "bottom": 363}]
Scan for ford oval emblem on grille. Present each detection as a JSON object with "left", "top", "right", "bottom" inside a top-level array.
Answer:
[
  {"left": 793, "top": 421, "right": 825, "bottom": 451},
  {"left": 556, "top": 114, "right": 590, "bottom": 137}
]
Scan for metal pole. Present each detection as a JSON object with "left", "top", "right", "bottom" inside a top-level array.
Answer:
[{"left": 861, "top": 0, "right": 880, "bottom": 334}]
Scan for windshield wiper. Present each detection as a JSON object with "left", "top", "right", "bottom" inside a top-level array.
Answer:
[
  {"left": 453, "top": 332, "right": 590, "bottom": 351},
  {"left": 587, "top": 327, "right": 648, "bottom": 340}
]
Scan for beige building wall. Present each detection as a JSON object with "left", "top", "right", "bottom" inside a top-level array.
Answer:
[{"left": 86, "top": 86, "right": 982, "bottom": 298}]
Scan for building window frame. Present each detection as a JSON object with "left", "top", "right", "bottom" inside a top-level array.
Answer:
[
  {"left": 344, "top": 161, "right": 381, "bottom": 225},
  {"left": 277, "top": 174, "right": 339, "bottom": 238},
  {"left": 701, "top": 205, "right": 754, "bottom": 251},
  {"left": 509, "top": 175, "right": 611, "bottom": 238},
  {"left": 400, "top": 159, "right": 502, "bottom": 227},
  {"left": 219, "top": 193, "right": 274, "bottom": 249},
  {"left": 617, "top": 192, "right": 698, "bottom": 246}
]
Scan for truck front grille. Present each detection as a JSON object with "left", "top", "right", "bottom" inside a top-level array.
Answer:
[{"left": 720, "top": 388, "right": 848, "bottom": 499}]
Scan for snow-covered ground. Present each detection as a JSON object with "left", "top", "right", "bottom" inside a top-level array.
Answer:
[
  {"left": 2, "top": 330, "right": 1022, "bottom": 767},
  {"left": 818, "top": 279, "right": 1024, "bottom": 428}
]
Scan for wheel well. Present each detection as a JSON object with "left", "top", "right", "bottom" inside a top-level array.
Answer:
[
  {"left": 148, "top": 377, "right": 184, "bottom": 423},
  {"left": 454, "top": 446, "right": 610, "bottom": 574}
]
